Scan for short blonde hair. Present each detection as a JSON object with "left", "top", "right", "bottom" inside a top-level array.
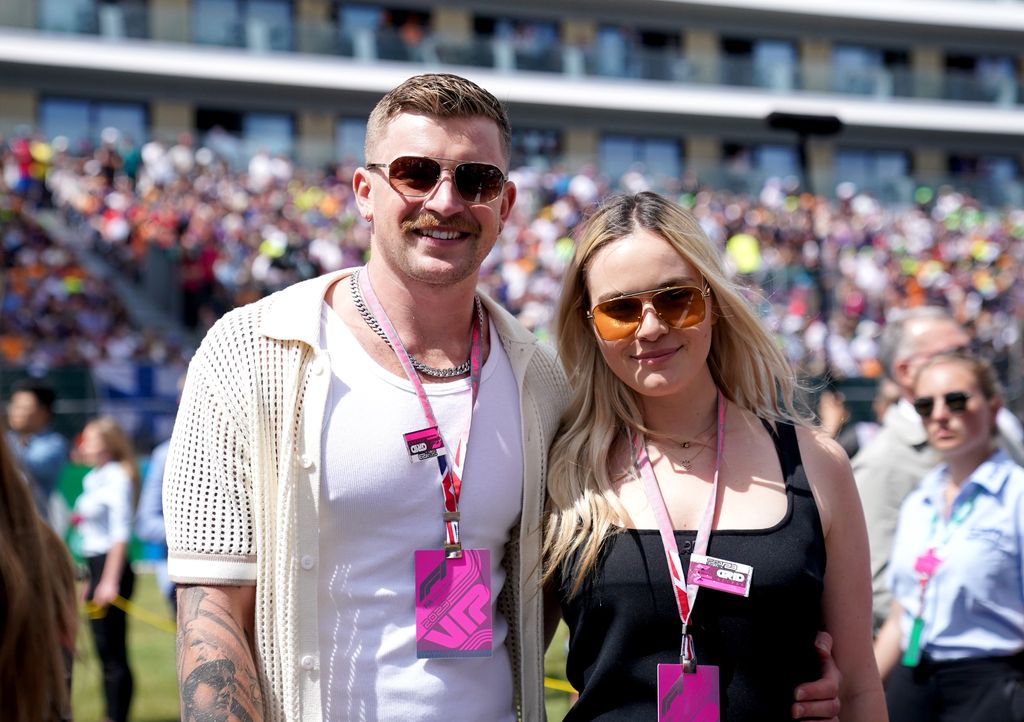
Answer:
[{"left": 364, "top": 73, "right": 511, "bottom": 162}]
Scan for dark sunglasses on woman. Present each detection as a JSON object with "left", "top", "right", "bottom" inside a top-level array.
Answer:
[{"left": 912, "top": 391, "right": 972, "bottom": 418}]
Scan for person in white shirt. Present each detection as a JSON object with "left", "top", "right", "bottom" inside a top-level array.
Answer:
[{"left": 74, "top": 416, "right": 138, "bottom": 722}]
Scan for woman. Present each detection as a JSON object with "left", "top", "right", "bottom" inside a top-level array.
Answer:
[
  {"left": 74, "top": 416, "right": 139, "bottom": 722},
  {"left": 875, "top": 352, "right": 1024, "bottom": 721},
  {"left": 0, "top": 432, "right": 77, "bottom": 722},
  {"left": 545, "top": 192, "right": 884, "bottom": 720}
]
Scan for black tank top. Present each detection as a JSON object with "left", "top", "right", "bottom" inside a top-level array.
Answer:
[{"left": 558, "top": 422, "right": 827, "bottom": 721}]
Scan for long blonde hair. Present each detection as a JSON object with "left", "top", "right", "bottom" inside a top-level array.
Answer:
[
  {"left": 0, "top": 434, "right": 77, "bottom": 722},
  {"left": 85, "top": 416, "right": 141, "bottom": 506},
  {"left": 545, "top": 192, "right": 812, "bottom": 595}
]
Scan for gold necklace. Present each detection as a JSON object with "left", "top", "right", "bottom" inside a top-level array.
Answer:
[
  {"left": 655, "top": 415, "right": 718, "bottom": 471},
  {"left": 673, "top": 439, "right": 710, "bottom": 471}
]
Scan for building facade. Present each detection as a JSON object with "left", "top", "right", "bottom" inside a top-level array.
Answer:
[{"left": 1, "top": 0, "right": 1023, "bottom": 203}]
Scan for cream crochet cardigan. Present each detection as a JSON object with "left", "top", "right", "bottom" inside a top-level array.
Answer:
[{"left": 165, "top": 269, "right": 569, "bottom": 721}]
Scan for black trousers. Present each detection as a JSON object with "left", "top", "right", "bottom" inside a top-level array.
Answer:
[
  {"left": 86, "top": 554, "right": 135, "bottom": 722},
  {"left": 886, "top": 652, "right": 1024, "bottom": 722}
]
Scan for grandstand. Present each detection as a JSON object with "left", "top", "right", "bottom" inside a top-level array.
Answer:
[
  {"left": 1, "top": 0, "right": 1023, "bottom": 204},
  {"left": 1, "top": 0, "right": 1023, "bottom": 432}
]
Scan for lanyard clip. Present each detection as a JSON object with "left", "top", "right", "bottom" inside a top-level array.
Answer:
[
  {"left": 443, "top": 511, "right": 461, "bottom": 558},
  {"left": 680, "top": 632, "right": 696, "bottom": 673}
]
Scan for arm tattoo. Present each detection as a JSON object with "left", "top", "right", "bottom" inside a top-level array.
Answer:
[{"left": 177, "top": 586, "right": 263, "bottom": 722}]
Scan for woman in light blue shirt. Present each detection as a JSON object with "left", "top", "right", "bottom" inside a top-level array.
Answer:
[
  {"left": 875, "top": 351, "right": 1024, "bottom": 722},
  {"left": 74, "top": 417, "right": 139, "bottom": 722}
]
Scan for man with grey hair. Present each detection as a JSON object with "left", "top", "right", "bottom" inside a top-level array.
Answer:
[{"left": 853, "top": 306, "right": 1024, "bottom": 631}]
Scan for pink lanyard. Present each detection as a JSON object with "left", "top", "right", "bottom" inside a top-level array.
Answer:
[
  {"left": 632, "top": 389, "right": 725, "bottom": 663},
  {"left": 357, "top": 269, "right": 483, "bottom": 558}
]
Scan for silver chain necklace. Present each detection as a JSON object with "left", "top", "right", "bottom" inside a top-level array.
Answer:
[{"left": 349, "top": 269, "right": 482, "bottom": 378}]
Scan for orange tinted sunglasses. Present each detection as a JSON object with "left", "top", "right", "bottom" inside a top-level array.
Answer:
[{"left": 587, "top": 285, "right": 710, "bottom": 341}]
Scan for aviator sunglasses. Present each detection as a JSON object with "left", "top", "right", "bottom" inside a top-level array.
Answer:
[
  {"left": 365, "top": 155, "right": 507, "bottom": 203},
  {"left": 912, "top": 391, "right": 972, "bottom": 418},
  {"left": 587, "top": 285, "right": 710, "bottom": 341}
]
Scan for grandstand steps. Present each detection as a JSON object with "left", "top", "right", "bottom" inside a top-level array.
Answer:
[{"left": 35, "top": 211, "right": 202, "bottom": 352}]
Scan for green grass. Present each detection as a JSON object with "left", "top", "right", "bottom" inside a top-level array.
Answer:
[
  {"left": 72, "top": 571, "right": 179, "bottom": 722},
  {"left": 71, "top": 572, "right": 574, "bottom": 720},
  {"left": 545, "top": 621, "right": 575, "bottom": 721}
]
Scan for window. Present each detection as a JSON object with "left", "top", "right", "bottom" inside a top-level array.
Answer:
[
  {"left": 332, "top": 3, "right": 428, "bottom": 61},
  {"left": 195, "top": 108, "right": 293, "bottom": 168},
  {"left": 722, "top": 142, "right": 799, "bottom": 193},
  {"left": 945, "top": 53, "right": 1018, "bottom": 103},
  {"left": 335, "top": 118, "right": 367, "bottom": 165},
  {"left": 832, "top": 45, "right": 909, "bottom": 96},
  {"left": 600, "top": 134, "right": 681, "bottom": 188},
  {"left": 193, "top": 0, "right": 293, "bottom": 51},
  {"left": 38, "top": 0, "right": 96, "bottom": 33},
  {"left": 835, "top": 148, "right": 911, "bottom": 200},
  {"left": 510, "top": 128, "right": 562, "bottom": 169},
  {"left": 39, "top": 97, "right": 147, "bottom": 151},
  {"left": 949, "top": 153, "right": 1021, "bottom": 205},
  {"left": 475, "top": 16, "right": 560, "bottom": 72},
  {"left": 593, "top": 25, "right": 682, "bottom": 80},
  {"left": 721, "top": 37, "right": 797, "bottom": 89},
  {"left": 244, "top": 112, "right": 294, "bottom": 157}
]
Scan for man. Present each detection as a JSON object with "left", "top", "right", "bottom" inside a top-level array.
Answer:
[
  {"left": 166, "top": 73, "right": 840, "bottom": 721},
  {"left": 853, "top": 306, "right": 1024, "bottom": 630},
  {"left": 135, "top": 437, "right": 174, "bottom": 611},
  {"left": 5, "top": 379, "right": 69, "bottom": 522}
]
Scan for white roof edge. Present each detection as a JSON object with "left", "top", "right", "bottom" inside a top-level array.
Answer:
[{"left": 655, "top": 0, "right": 1024, "bottom": 32}]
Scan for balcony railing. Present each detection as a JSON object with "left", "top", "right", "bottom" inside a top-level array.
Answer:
[{"left": 8, "top": 6, "right": 1021, "bottom": 107}]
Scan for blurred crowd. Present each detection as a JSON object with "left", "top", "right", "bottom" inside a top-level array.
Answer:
[{"left": 3, "top": 128, "right": 1023, "bottom": 382}]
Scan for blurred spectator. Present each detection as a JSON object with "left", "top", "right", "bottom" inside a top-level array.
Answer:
[
  {"left": 819, "top": 378, "right": 902, "bottom": 459},
  {"left": 0, "top": 209, "right": 191, "bottom": 369},
  {"left": 73, "top": 416, "right": 140, "bottom": 722},
  {"left": 0, "top": 432, "right": 77, "bottom": 722},
  {"left": 853, "top": 307, "right": 1024, "bottom": 631},
  {"left": 4, "top": 379, "right": 69, "bottom": 522},
  {"left": 134, "top": 374, "right": 185, "bottom": 614},
  {"left": 135, "top": 436, "right": 173, "bottom": 612},
  {"left": 874, "top": 352, "right": 1024, "bottom": 721}
]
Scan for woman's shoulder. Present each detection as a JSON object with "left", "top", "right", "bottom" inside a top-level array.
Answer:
[
  {"left": 790, "top": 422, "right": 858, "bottom": 536},
  {"left": 729, "top": 406, "right": 842, "bottom": 464},
  {"left": 792, "top": 423, "right": 852, "bottom": 470}
]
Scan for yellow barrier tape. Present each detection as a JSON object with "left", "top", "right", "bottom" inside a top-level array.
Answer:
[
  {"left": 544, "top": 676, "right": 576, "bottom": 694},
  {"left": 84, "top": 595, "right": 177, "bottom": 634},
  {"left": 82, "top": 597, "right": 577, "bottom": 690}
]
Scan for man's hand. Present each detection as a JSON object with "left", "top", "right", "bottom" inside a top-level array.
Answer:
[{"left": 791, "top": 630, "right": 841, "bottom": 721}]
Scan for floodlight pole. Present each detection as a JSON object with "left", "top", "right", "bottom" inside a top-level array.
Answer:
[{"left": 765, "top": 112, "right": 844, "bottom": 381}]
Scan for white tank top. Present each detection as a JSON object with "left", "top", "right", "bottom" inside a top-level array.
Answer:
[{"left": 317, "top": 302, "right": 522, "bottom": 722}]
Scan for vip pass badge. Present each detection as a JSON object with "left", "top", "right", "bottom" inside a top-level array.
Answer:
[
  {"left": 635, "top": 390, "right": 736, "bottom": 722},
  {"left": 351, "top": 268, "right": 493, "bottom": 659}
]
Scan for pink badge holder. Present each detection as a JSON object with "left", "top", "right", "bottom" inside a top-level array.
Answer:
[
  {"left": 414, "top": 549, "right": 492, "bottom": 659},
  {"left": 657, "top": 633, "right": 720, "bottom": 722}
]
